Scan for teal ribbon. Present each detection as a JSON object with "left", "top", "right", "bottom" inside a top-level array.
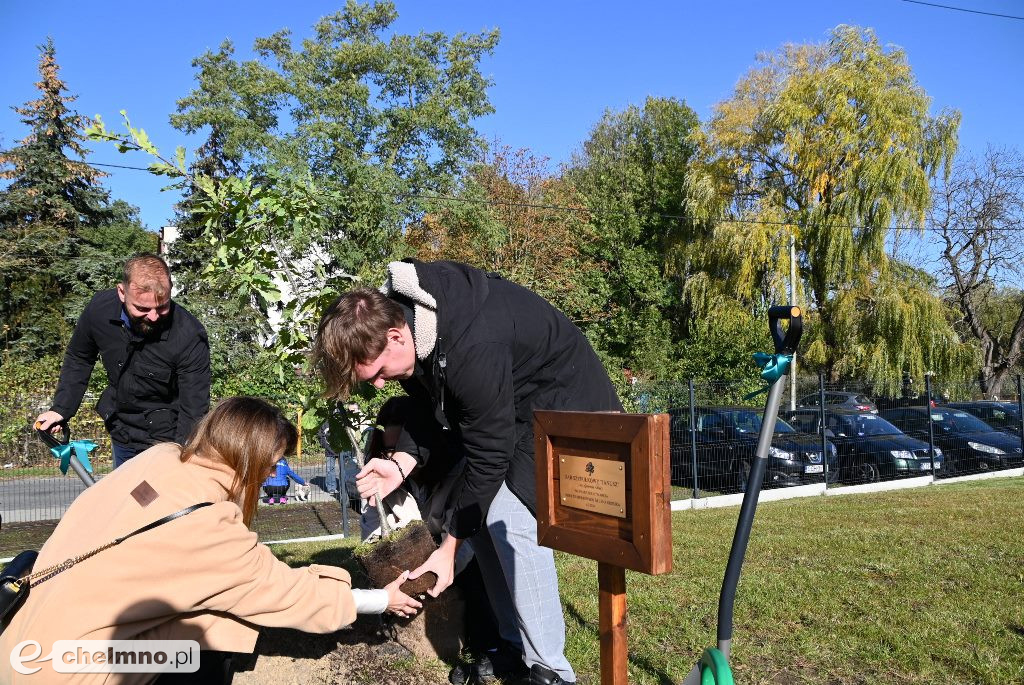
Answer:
[
  {"left": 51, "top": 440, "right": 97, "bottom": 475},
  {"left": 744, "top": 352, "right": 794, "bottom": 400}
]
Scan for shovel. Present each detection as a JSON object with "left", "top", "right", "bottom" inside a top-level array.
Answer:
[{"left": 35, "top": 421, "right": 97, "bottom": 487}]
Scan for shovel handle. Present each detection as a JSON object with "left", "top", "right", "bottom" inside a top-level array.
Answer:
[
  {"left": 767, "top": 305, "right": 802, "bottom": 355},
  {"left": 35, "top": 420, "right": 71, "bottom": 449}
]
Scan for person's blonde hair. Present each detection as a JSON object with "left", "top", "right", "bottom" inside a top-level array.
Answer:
[
  {"left": 123, "top": 253, "right": 171, "bottom": 299},
  {"left": 311, "top": 289, "right": 406, "bottom": 399},
  {"left": 180, "top": 397, "right": 297, "bottom": 526}
]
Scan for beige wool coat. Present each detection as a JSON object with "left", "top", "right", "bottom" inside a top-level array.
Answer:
[{"left": 1, "top": 443, "right": 357, "bottom": 685}]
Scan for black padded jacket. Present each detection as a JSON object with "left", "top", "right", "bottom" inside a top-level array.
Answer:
[
  {"left": 394, "top": 260, "right": 623, "bottom": 539},
  {"left": 50, "top": 289, "right": 211, "bottom": 451}
]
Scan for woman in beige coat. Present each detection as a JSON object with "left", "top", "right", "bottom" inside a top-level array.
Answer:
[{"left": 1, "top": 397, "right": 420, "bottom": 684}]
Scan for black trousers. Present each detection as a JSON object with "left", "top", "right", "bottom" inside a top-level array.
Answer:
[
  {"left": 154, "top": 650, "right": 234, "bottom": 684},
  {"left": 455, "top": 556, "right": 501, "bottom": 653}
]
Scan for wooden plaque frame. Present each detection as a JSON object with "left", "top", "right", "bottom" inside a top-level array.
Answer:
[{"left": 534, "top": 411, "right": 672, "bottom": 575}]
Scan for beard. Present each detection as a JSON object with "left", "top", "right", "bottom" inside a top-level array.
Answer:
[{"left": 128, "top": 314, "right": 168, "bottom": 337}]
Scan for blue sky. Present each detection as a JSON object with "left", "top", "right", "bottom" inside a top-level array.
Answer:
[{"left": 2, "top": 0, "right": 1022, "bottom": 230}]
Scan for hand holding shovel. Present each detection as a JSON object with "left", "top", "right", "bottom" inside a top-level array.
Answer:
[
  {"left": 34, "top": 419, "right": 97, "bottom": 487},
  {"left": 355, "top": 457, "right": 405, "bottom": 506}
]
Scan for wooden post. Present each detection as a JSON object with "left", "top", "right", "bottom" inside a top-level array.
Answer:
[
  {"left": 296, "top": 407, "right": 303, "bottom": 460},
  {"left": 534, "top": 411, "right": 672, "bottom": 684},
  {"left": 598, "top": 562, "right": 628, "bottom": 685}
]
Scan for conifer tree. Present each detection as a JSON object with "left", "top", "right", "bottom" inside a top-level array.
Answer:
[{"left": 0, "top": 39, "right": 144, "bottom": 359}]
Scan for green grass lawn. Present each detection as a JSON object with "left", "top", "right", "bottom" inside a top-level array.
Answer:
[
  {"left": 6, "top": 477, "right": 1021, "bottom": 682},
  {"left": 273, "top": 478, "right": 1024, "bottom": 684},
  {"left": 1, "top": 463, "right": 115, "bottom": 479},
  {"left": 0, "top": 500, "right": 361, "bottom": 558}
]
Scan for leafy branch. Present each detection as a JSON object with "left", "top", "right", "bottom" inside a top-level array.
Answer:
[{"left": 87, "top": 112, "right": 360, "bottom": 434}]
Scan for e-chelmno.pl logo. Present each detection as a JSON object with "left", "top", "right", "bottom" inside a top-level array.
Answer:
[{"left": 10, "top": 640, "right": 200, "bottom": 675}]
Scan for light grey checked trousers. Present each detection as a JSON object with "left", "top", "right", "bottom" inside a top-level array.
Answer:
[{"left": 470, "top": 482, "right": 575, "bottom": 682}]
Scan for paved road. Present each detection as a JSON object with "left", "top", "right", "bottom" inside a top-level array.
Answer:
[{"left": 1, "top": 464, "right": 346, "bottom": 524}]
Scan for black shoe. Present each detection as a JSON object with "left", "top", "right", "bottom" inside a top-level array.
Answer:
[
  {"left": 448, "top": 659, "right": 472, "bottom": 685},
  {"left": 448, "top": 651, "right": 496, "bottom": 685},
  {"left": 526, "top": 663, "right": 575, "bottom": 685},
  {"left": 452, "top": 644, "right": 528, "bottom": 684},
  {"left": 448, "top": 649, "right": 491, "bottom": 685}
]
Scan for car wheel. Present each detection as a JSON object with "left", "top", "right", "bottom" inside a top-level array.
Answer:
[{"left": 857, "top": 461, "right": 880, "bottom": 483}]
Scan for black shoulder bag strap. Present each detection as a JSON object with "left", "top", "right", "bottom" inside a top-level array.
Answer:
[{"left": 20, "top": 502, "right": 214, "bottom": 587}]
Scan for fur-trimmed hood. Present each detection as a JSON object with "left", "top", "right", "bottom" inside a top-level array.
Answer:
[
  {"left": 379, "top": 259, "right": 491, "bottom": 361},
  {"left": 380, "top": 260, "right": 438, "bottom": 360}
]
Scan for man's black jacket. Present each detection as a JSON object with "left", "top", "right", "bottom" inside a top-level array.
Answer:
[
  {"left": 50, "top": 289, "right": 211, "bottom": 451},
  {"left": 393, "top": 260, "right": 623, "bottom": 539}
]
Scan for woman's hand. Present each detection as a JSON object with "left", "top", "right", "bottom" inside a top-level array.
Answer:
[
  {"left": 384, "top": 570, "right": 423, "bottom": 618},
  {"left": 355, "top": 457, "right": 403, "bottom": 505}
]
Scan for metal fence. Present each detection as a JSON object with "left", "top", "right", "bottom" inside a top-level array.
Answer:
[
  {"left": 0, "top": 391, "right": 362, "bottom": 558},
  {"left": 640, "top": 374, "right": 1024, "bottom": 498},
  {"left": 2, "top": 375, "right": 1021, "bottom": 558}
]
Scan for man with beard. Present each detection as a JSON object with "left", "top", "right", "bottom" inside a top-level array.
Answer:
[{"left": 35, "top": 253, "right": 210, "bottom": 467}]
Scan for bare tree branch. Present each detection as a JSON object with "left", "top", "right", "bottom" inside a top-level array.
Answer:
[{"left": 933, "top": 147, "right": 1024, "bottom": 394}]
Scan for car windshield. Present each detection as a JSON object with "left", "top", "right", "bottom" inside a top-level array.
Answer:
[
  {"left": 931, "top": 409, "right": 993, "bottom": 433},
  {"left": 853, "top": 414, "right": 901, "bottom": 436},
  {"left": 775, "top": 418, "right": 796, "bottom": 433},
  {"left": 725, "top": 410, "right": 794, "bottom": 434},
  {"left": 994, "top": 403, "right": 1021, "bottom": 418}
]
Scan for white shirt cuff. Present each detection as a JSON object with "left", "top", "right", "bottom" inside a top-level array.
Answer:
[{"left": 351, "top": 588, "right": 388, "bottom": 614}]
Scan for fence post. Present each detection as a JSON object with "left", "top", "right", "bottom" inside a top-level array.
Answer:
[
  {"left": 341, "top": 478, "right": 349, "bottom": 538},
  {"left": 1017, "top": 375, "right": 1024, "bottom": 442},
  {"left": 925, "top": 374, "right": 936, "bottom": 474},
  {"left": 819, "top": 372, "right": 828, "bottom": 487},
  {"left": 689, "top": 379, "right": 699, "bottom": 499}
]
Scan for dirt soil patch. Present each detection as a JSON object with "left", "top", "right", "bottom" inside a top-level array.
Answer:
[
  {"left": 237, "top": 540, "right": 468, "bottom": 685},
  {"left": 233, "top": 615, "right": 452, "bottom": 685},
  {"left": 253, "top": 500, "right": 359, "bottom": 540}
]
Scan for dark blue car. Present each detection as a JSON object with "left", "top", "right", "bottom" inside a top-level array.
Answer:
[
  {"left": 880, "top": 406, "right": 1024, "bottom": 474},
  {"left": 943, "top": 401, "right": 1022, "bottom": 437},
  {"left": 785, "top": 408, "right": 942, "bottom": 483},
  {"left": 669, "top": 406, "right": 839, "bottom": 492}
]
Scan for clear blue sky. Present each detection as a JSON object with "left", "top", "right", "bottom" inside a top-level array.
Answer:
[{"left": 2, "top": 0, "right": 1022, "bottom": 230}]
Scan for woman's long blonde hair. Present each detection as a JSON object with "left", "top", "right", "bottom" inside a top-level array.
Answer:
[{"left": 181, "top": 397, "right": 298, "bottom": 526}]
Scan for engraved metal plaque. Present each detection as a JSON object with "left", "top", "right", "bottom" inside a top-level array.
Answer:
[{"left": 559, "top": 454, "right": 626, "bottom": 518}]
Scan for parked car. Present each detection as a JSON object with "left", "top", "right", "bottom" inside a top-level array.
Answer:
[
  {"left": 784, "top": 408, "right": 942, "bottom": 483},
  {"left": 796, "top": 391, "right": 878, "bottom": 413},
  {"left": 941, "top": 401, "right": 1022, "bottom": 437},
  {"left": 668, "top": 406, "right": 839, "bottom": 492},
  {"left": 880, "top": 406, "right": 1024, "bottom": 474}
]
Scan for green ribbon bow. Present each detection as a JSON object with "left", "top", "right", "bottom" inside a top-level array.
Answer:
[
  {"left": 51, "top": 440, "right": 97, "bottom": 475},
  {"left": 744, "top": 352, "right": 794, "bottom": 400}
]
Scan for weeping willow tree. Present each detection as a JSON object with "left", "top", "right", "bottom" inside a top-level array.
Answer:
[{"left": 682, "top": 25, "right": 975, "bottom": 392}]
